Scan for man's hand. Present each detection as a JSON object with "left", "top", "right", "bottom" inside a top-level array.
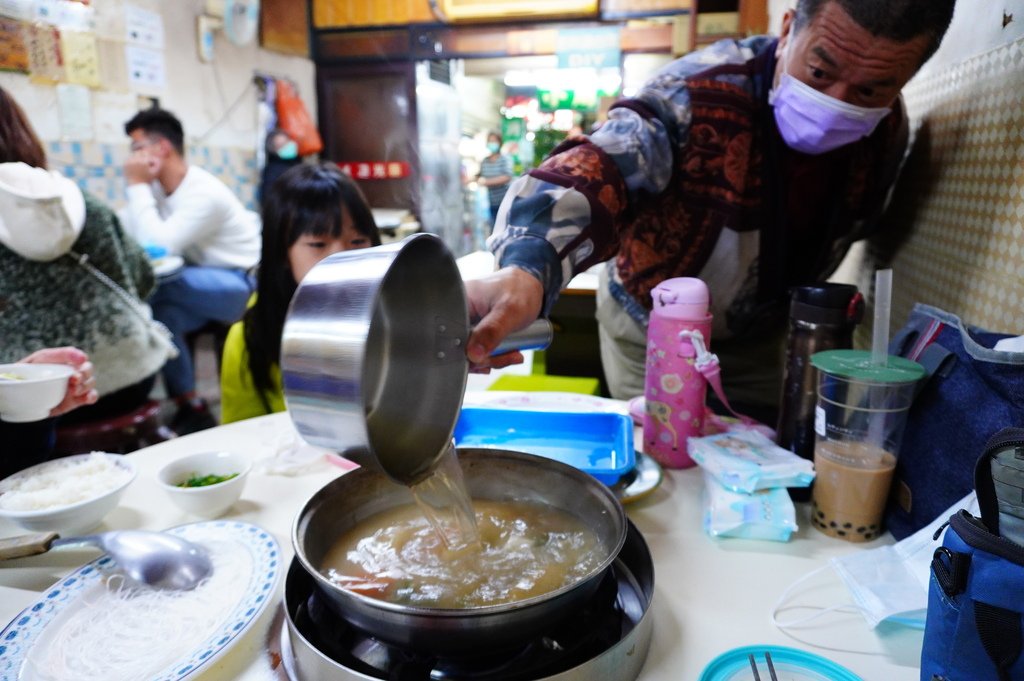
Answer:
[
  {"left": 21, "top": 347, "right": 98, "bottom": 417},
  {"left": 124, "top": 151, "right": 157, "bottom": 186},
  {"left": 464, "top": 267, "right": 544, "bottom": 371}
]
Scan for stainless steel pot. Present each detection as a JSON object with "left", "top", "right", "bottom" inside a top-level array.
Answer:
[
  {"left": 280, "top": 519, "right": 654, "bottom": 681},
  {"left": 281, "top": 233, "right": 550, "bottom": 486},
  {"left": 292, "top": 448, "right": 628, "bottom": 656}
]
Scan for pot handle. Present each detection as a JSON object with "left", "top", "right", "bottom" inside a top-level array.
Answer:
[{"left": 490, "top": 319, "right": 554, "bottom": 356}]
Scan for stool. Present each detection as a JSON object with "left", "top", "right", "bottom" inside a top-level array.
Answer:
[
  {"left": 185, "top": 320, "right": 232, "bottom": 373},
  {"left": 54, "top": 400, "right": 176, "bottom": 455}
]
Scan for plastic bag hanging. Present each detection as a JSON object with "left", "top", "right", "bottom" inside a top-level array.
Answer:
[{"left": 275, "top": 79, "right": 323, "bottom": 157}]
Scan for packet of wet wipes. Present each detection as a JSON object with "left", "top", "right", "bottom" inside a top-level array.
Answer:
[
  {"left": 689, "top": 430, "right": 814, "bottom": 493},
  {"left": 702, "top": 472, "right": 798, "bottom": 542}
]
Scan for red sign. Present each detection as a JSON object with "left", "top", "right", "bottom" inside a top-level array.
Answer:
[{"left": 335, "top": 161, "right": 411, "bottom": 180}]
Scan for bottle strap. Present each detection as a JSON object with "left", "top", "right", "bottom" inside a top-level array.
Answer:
[{"left": 679, "top": 330, "right": 760, "bottom": 428}]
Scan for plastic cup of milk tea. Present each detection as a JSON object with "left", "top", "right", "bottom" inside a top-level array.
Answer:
[{"left": 809, "top": 349, "right": 925, "bottom": 542}]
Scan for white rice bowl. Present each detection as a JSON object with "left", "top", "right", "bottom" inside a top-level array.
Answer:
[{"left": 0, "top": 453, "right": 136, "bottom": 534}]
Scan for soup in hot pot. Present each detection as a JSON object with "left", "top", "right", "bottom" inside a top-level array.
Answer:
[{"left": 320, "top": 500, "right": 605, "bottom": 608}]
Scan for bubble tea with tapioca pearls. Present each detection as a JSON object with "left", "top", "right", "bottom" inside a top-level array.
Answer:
[{"left": 809, "top": 350, "right": 925, "bottom": 542}]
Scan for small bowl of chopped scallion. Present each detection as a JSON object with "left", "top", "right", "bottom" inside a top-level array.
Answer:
[{"left": 157, "top": 451, "right": 251, "bottom": 518}]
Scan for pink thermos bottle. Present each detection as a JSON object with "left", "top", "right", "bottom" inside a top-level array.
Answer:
[{"left": 643, "top": 277, "right": 713, "bottom": 469}]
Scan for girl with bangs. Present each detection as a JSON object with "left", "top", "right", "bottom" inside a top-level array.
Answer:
[{"left": 220, "top": 163, "right": 380, "bottom": 423}]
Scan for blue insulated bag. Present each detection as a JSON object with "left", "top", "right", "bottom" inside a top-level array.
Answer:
[
  {"left": 921, "top": 428, "right": 1024, "bottom": 681},
  {"left": 887, "top": 305, "right": 1024, "bottom": 540}
]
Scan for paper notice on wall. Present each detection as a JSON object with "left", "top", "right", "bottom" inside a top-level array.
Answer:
[
  {"left": 25, "top": 21, "right": 62, "bottom": 82},
  {"left": 0, "top": 16, "right": 28, "bottom": 71},
  {"left": 125, "top": 43, "right": 164, "bottom": 92},
  {"left": 92, "top": 0, "right": 124, "bottom": 40},
  {"left": 93, "top": 90, "right": 137, "bottom": 143},
  {"left": 61, "top": 29, "right": 100, "bottom": 86},
  {"left": 124, "top": 4, "right": 162, "bottom": 48},
  {"left": 96, "top": 37, "right": 128, "bottom": 90},
  {"left": 31, "top": 0, "right": 59, "bottom": 23},
  {"left": 29, "top": 0, "right": 95, "bottom": 30},
  {"left": 0, "top": 0, "right": 33, "bottom": 21},
  {"left": 56, "top": 82, "right": 94, "bottom": 140}
]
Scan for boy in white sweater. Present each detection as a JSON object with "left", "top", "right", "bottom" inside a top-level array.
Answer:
[{"left": 122, "top": 108, "right": 260, "bottom": 434}]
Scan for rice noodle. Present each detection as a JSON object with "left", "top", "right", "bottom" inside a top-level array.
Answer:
[{"left": 23, "top": 537, "right": 253, "bottom": 681}]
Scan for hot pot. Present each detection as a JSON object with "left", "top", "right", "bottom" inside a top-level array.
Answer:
[
  {"left": 283, "top": 234, "right": 629, "bottom": 654},
  {"left": 292, "top": 448, "right": 628, "bottom": 656}
]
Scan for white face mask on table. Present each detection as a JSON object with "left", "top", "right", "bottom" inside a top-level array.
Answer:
[{"left": 772, "top": 492, "right": 979, "bottom": 631}]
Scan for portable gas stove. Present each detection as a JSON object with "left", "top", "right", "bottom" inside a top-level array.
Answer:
[{"left": 277, "top": 521, "right": 654, "bottom": 681}]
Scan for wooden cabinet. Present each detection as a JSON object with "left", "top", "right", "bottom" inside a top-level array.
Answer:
[
  {"left": 695, "top": 0, "right": 768, "bottom": 45},
  {"left": 313, "top": 0, "right": 714, "bottom": 28},
  {"left": 439, "top": 0, "right": 599, "bottom": 22},
  {"left": 261, "top": 0, "right": 309, "bottom": 56},
  {"left": 603, "top": 0, "right": 693, "bottom": 18},
  {"left": 313, "top": 0, "right": 435, "bottom": 29}
]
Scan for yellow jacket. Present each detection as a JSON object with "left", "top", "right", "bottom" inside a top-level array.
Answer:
[{"left": 219, "top": 318, "right": 285, "bottom": 424}]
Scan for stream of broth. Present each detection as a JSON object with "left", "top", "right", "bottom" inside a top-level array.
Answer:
[{"left": 408, "top": 441, "right": 480, "bottom": 550}]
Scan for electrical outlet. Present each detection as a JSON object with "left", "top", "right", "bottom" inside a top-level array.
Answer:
[{"left": 197, "top": 14, "right": 222, "bottom": 63}]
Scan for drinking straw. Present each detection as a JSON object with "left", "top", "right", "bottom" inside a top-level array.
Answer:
[
  {"left": 866, "top": 269, "right": 894, "bottom": 462},
  {"left": 871, "top": 269, "right": 893, "bottom": 367}
]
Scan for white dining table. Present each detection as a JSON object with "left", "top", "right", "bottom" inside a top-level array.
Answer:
[{"left": 0, "top": 389, "right": 925, "bottom": 680}]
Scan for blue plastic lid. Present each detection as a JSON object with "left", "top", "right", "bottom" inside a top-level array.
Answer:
[
  {"left": 699, "top": 645, "right": 863, "bottom": 681},
  {"left": 144, "top": 244, "right": 168, "bottom": 260}
]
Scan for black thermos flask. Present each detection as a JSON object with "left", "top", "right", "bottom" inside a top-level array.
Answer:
[{"left": 777, "top": 284, "right": 864, "bottom": 499}]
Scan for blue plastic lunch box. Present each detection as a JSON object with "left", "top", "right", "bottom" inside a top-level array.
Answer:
[{"left": 453, "top": 407, "right": 635, "bottom": 485}]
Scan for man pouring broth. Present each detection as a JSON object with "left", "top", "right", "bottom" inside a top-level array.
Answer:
[{"left": 464, "top": 0, "right": 956, "bottom": 421}]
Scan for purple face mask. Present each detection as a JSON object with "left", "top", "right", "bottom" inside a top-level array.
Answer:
[{"left": 769, "top": 73, "right": 892, "bottom": 155}]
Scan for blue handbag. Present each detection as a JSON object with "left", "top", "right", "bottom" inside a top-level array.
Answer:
[
  {"left": 921, "top": 428, "right": 1024, "bottom": 681},
  {"left": 886, "top": 304, "right": 1024, "bottom": 540}
]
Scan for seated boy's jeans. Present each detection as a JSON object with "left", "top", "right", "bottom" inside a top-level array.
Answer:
[{"left": 149, "top": 266, "right": 251, "bottom": 397}]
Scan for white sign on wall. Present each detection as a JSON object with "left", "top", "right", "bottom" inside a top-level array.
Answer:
[
  {"left": 0, "top": 0, "right": 33, "bottom": 21},
  {"left": 125, "top": 44, "right": 165, "bottom": 93},
  {"left": 56, "top": 83, "right": 93, "bottom": 140},
  {"left": 124, "top": 4, "right": 163, "bottom": 48}
]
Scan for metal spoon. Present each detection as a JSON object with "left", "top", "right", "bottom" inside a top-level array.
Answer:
[{"left": 0, "top": 530, "right": 213, "bottom": 590}]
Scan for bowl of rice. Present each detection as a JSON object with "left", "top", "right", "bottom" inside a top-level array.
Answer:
[
  {"left": 0, "top": 363, "right": 74, "bottom": 423},
  {"left": 0, "top": 452, "right": 137, "bottom": 534}
]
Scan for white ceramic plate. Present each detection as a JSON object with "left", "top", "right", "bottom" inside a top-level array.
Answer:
[
  {"left": 616, "top": 450, "right": 664, "bottom": 504},
  {"left": 152, "top": 255, "right": 185, "bottom": 278},
  {"left": 0, "top": 521, "right": 280, "bottom": 680}
]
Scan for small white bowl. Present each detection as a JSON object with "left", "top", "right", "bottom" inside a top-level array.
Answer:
[
  {"left": 0, "top": 363, "right": 74, "bottom": 423},
  {"left": 0, "top": 453, "right": 137, "bottom": 535},
  {"left": 157, "top": 451, "right": 251, "bottom": 518}
]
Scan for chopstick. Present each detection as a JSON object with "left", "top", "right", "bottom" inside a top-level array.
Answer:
[
  {"left": 748, "top": 654, "right": 762, "bottom": 681},
  {"left": 748, "top": 652, "right": 778, "bottom": 681}
]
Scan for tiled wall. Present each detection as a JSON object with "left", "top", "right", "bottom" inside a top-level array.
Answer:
[
  {"left": 851, "top": 35, "right": 1024, "bottom": 338},
  {"left": 46, "top": 141, "right": 259, "bottom": 211}
]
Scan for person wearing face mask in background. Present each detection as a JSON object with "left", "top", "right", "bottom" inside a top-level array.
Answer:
[
  {"left": 121, "top": 108, "right": 261, "bottom": 434},
  {"left": 465, "top": 0, "right": 956, "bottom": 422},
  {"left": 259, "top": 128, "right": 301, "bottom": 204},
  {"left": 476, "top": 132, "right": 514, "bottom": 226}
]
